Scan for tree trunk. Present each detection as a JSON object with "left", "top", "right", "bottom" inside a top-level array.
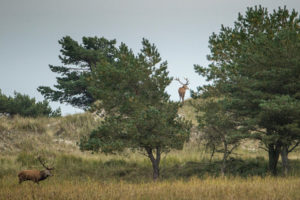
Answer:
[
  {"left": 221, "top": 142, "right": 228, "bottom": 176},
  {"left": 221, "top": 156, "right": 227, "bottom": 177},
  {"left": 146, "top": 147, "right": 161, "bottom": 180},
  {"left": 281, "top": 144, "right": 289, "bottom": 176},
  {"left": 209, "top": 145, "right": 215, "bottom": 163},
  {"left": 268, "top": 143, "right": 281, "bottom": 175}
]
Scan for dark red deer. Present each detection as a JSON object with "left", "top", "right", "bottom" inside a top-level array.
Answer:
[
  {"left": 175, "top": 77, "right": 189, "bottom": 104},
  {"left": 18, "top": 156, "right": 54, "bottom": 184}
]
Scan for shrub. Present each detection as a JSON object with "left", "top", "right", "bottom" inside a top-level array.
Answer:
[{"left": 0, "top": 90, "right": 61, "bottom": 118}]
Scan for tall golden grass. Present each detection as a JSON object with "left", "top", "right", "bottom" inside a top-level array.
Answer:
[{"left": 1, "top": 176, "right": 300, "bottom": 200}]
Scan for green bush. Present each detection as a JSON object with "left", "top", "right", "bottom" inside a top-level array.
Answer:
[
  {"left": 0, "top": 90, "right": 61, "bottom": 118},
  {"left": 226, "top": 157, "right": 268, "bottom": 177}
]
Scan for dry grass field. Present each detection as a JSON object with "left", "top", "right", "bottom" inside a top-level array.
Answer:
[
  {"left": 1, "top": 101, "right": 300, "bottom": 200},
  {"left": 1, "top": 176, "right": 300, "bottom": 200}
]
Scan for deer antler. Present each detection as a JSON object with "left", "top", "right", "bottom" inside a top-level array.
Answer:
[
  {"left": 37, "top": 156, "right": 54, "bottom": 170},
  {"left": 184, "top": 77, "right": 189, "bottom": 85},
  {"left": 175, "top": 78, "right": 185, "bottom": 85},
  {"left": 175, "top": 77, "right": 189, "bottom": 86}
]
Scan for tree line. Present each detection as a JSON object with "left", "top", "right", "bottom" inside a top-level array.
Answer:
[
  {"left": 0, "top": 90, "right": 61, "bottom": 117},
  {"left": 9, "top": 6, "right": 299, "bottom": 179}
]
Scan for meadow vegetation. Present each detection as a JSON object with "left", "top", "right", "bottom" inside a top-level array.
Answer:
[
  {"left": 2, "top": 176, "right": 300, "bottom": 200},
  {"left": 1, "top": 106, "right": 300, "bottom": 199}
]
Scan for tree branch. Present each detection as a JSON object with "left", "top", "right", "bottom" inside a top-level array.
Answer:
[
  {"left": 288, "top": 142, "right": 300, "bottom": 153},
  {"left": 259, "top": 146, "right": 268, "bottom": 152},
  {"left": 67, "top": 67, "right": 90, "bottom": 71}
]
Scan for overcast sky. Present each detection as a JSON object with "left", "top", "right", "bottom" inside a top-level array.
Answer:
[{"left": 1, "top": 0, "right": 299, "bottom": 115}]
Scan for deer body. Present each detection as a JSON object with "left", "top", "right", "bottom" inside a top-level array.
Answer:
[
  {"left": 175, "top": 78, "right": 189, "bottom": 104},
  {"left": 18, "top": 169, "right": 52, "bottom": 184},
  {"left": 178, "top": 85, "right": 188, "bottom": 103},
  {"left": 18, "top": 156, "right": 54, "bottom": 184}
]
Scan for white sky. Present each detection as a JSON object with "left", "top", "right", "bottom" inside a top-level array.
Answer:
[{"left": 0, "top": 0, "right": 299, "bottom": 115}]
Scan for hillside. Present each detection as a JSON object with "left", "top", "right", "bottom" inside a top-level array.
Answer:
[
  {"left": 0, "top": 98, "right": 290, "bottom": 158},
  {"left": 0, "top": 113, "right": 100, "bottom": 155},
  {"left": 1, "top": 99, "right": 298, "bottom": 159},
  {"left": 0, "top": 99, "right": 197, "bottom": 155},
  {"left": 1, "top": 100, "right": 300, "bottom": 174}
]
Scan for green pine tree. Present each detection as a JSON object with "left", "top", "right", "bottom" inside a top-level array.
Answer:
[
  {"left": 194, "top": 6, "right": 300, "bottom": 175},
  {"left": 39, "top": 37, "right": 191, "bottom": 180},
  {"left": 38, "top": 36, "right": 117, "bottom": 109}
]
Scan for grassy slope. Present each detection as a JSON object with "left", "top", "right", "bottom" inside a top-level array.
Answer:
[
  {"left": 0, "top": 113, "right": 100, "bottom": 155},
  {"left": 1, "top": 100, "right": 300, "bottom": 199}
]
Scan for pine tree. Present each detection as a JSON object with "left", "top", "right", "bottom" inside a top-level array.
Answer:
[
  {"left": 194, "top": 6, "right": 300, "bottom": 175},
  {"left": 38, "top": 36, "right": 117, "bottom": 110},
  {"left": 39, "top": 36, "right": 191, "bottom": 179}
]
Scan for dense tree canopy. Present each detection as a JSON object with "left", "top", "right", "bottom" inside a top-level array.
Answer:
[
  {"left": 193, "top": 6, "right": 300, "bottom": 175},
  {"left": 39, "top": 36, "right": 191, "bottom": 179}
]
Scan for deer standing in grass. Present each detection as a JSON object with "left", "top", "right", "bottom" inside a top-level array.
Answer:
[
  {"left": 175, "top": 78, "right": 189, "bottom": 104},
  {"left": 18, "top": 156, "right": 54, "bottom": 184}
]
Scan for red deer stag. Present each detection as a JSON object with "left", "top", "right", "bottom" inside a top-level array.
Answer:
[
  {"left": 175, "top": 77, "right": 189, "bottom": 104},
  {"left": 18, "top": 156, "right": 54, "bottom": 184}
]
